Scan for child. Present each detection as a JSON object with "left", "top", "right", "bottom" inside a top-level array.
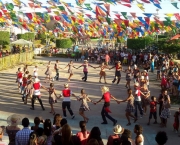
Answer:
[
  {"left": 74, "top": 89, "right": 94, "bottom": 123},
  {"left": 33, "top": 66, "right": 38, "bottom": 78},
  {"left": 173, "top": 111, "right": 179, "bottom": 133},
  {"left": 48, "top": 83, "right": 58, "bottom": 115},
  {"left": 147, "top": 96, "right": 157, "bottom": 125}
]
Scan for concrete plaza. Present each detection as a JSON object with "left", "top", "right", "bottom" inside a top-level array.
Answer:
[{"left": 0, "top": 56, "right": 179, "bottom": 144}]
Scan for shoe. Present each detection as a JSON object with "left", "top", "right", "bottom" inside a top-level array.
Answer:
[
  {"left": 140, "top": 115, "right": 143, "bottom": 118},
  {"left": 42, "top": 108, "right": 45, "bottom": 111},
  {"left": 126, "top": 123, "right": 131, "bottom": 126},
  {"left": 147, "top": 123, "right": 150, "bottom": 125},
  {"left": 30, "top": 108, "right": 34, "bottom": 110},
  {"left": 113, "top": 120, "right": 117, "bottom": 126},
  {"left": 153, "top": 121, "right": 157, "bottom": 124},
  {"left": 134, "top": 118, "right": 138, "bottom": 123},
  {"left": 72, "top": 115, "right": 75, "bottom": 119},
  {"left": 101, "top": 122, "right": 108, "bottom": 124},
  {"left": 63, "top": 116, "right": 67, "bottom": 119}
]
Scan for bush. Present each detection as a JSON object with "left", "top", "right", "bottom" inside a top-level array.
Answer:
[
  {"left": 17, "top": 33, "right": 35, "bottom": 41},
  {"left": 56, "top": 39, "right": 73, "bottom": 48},
  {"left": 0, "top": 31, "right": 10, "bottom": 45}
]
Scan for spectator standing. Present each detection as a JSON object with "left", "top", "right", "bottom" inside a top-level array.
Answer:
[
  {"left": 76, "top": 121, "right": 90, "bottom": 145},
  {"left": 74, "top": 45, "right": 79, "bottom": 61},
  {"left": 6, "top": 114, "right": 21, "bottom": 145},
  {"left": 15, "top": 118, "right": 32, "bottom": 145},
  {"left": 134, "top": 125, "right": 144, "bottom": 145},
  {"left": 155, "top": 131, "right": 168, "bottom": 145}
]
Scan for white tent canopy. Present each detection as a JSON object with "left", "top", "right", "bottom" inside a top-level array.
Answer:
[{"left": 11, "top": 39, "right": 33, "bottom": 45}]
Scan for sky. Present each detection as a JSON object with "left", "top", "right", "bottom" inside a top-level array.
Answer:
[{"left": 2, "top": 0, "right": 180, "bottom": 21}]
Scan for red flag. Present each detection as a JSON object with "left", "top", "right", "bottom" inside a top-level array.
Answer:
[
  {"left": 71, "top": 16, "right": 76, "bottom": 22},
  {"left": 141, "top": 0, "right": 150, "bottom": 3},
  {"left": 54, "top": 16, "right": 61, "bottom": 21},
  {"left": 174, "top": 13, "right": 180, "bottom": 21},
  {"left": 118, "top": 2, "right": 131, "bottom": 7},
  {"left": 26, "top": 13, "right": 33, "bottom": 20},
  {"left": 104, "top": 4, "right": 110, "bottom": 16},
  {"left": 130, "top": 13, "right": 136, "bottom": 18},
  {"left": 96, "top": 6, "right": 106, "bottom": 17},
  {"left": 144, "top": 17, "right": 150, "bottom": 24},
  {"left": 121, "top": 0, "right": 131, "bottom": 3},
  {"left": 124, "top": 20, "right": 129, "bottom": 27},
  {"left": 114, "top": 19, "right": 121, "bottom": 25},
  {"left": 115, "top": 14, "right": 122, "bottom": 19}
]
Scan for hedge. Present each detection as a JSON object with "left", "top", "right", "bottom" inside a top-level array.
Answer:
[
  {"left": 56, "top": 39, "right": 73, "bottom": 48},
  {"left": 0, "top": 51, "right": 34, "bottom": 71},
  {"left": 17, "top": 33, "right": 35, "bottom": 41},
  {"left": 0, "top": 31, "right": 10, "bottom": 45}
]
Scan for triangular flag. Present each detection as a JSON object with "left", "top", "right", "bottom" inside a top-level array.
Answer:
[
  {"left": 165, "top": 13, "right": 174, "bottom": 17},
  {"left": 141, "top": 0, "right": 150, "bottom": 3},
  {"left": 143, "top": 13, "right": 152, "bottom": 17},
  {"left": 84, "top": 3, "right": 92, "bottom": 10},
  {"left": 130, "top": 13, "right": 136, "bottom": 18},
  {"left": 153, "top": 3, "right": 162, "bottom": 9},
  {"left": 106, "top": 17, "right": 111, "bottom": 25},
  {"left": 104, "top": 4, "right": 110, "bottom": 16},
  {"left": 137, "top": 3, "right": 145, "bottom": 11},
  {"left": 174, "top": 13, "right": 180, "bottom": 21},
  {"left": 171, "top": 3, "right": 179, "bottom": 9},
  {"left": 13, "top": 0, "right": 21, "bottom": 5},
  {"left": 121, "top": 12, "right": 128, "bottom": 19}
]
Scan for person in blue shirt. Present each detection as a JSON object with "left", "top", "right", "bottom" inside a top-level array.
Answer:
[{"left": 74, "top": 45, "right": 79, "bottom": 61}]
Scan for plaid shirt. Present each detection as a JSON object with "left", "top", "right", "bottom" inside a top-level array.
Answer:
[{"left": 15, "top": 127, "right": 32, "bottom": 145}]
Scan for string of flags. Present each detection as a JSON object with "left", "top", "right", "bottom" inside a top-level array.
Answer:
[{"left": 0, "top": 0, "right": 179, "bottom": 39}]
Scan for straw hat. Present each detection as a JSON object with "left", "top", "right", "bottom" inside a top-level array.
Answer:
[
  {"left": 34, "top": 78, "right": 40, "bottom": 83},
  {"left": 144, "top": 70, "right": 147, "bottom": 73},
  {"left": 64, "top": 83, "right": 69, "bottom": 88},
  {"left": 113, "top": 125, "right": 124, "bottom": 134},
  {"left": 101, "top": 86, "right": 109, "bottom": 93},
  {"left": 7, "top": 114, "right": 22, "bottom": 126},
  {"left": 84, "top": 60, "right": 88, "bottom": 62},
  {"left": 134, "top": 65, "right": 137, "bottom": 68}
]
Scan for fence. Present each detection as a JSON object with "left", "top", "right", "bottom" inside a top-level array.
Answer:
[{"left": 0, "top": 51, "right": 34, "bottom": 70}]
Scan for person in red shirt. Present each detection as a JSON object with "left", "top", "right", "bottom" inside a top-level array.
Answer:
[
  {"left": 147, "top": 96, "right": 157, "bottom": 125},
  {"left": 94, "top": 86, "right": 118, "bottom": 126},
  {"left": 59, "top": 83, "right": 76, "bottom": 119},
  {"left": 21, "top": 74, "right": 28, "bottom": 102}
]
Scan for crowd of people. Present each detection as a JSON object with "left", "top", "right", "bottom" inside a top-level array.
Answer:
[
  {"left": 0, "top": 115, "right": 168, "bottom": 145},
  {"left": 0, "top": 46, "right": 179, "bottom": 145}
]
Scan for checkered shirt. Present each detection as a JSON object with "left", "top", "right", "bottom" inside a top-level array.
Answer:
[{"left": 15, "top": 127, "right": 33, "bottom": 145}]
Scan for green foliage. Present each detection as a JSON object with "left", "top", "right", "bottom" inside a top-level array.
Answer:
[
  {"left": 127, "top": 37, "right": 154, "bottom": 49},
  {"left": 0, "top": 31, "right": 10, "bottom": 45},
  {"left": 17, "top": 33, "right": 35, "bottom": 41},
  {"left": 56, "top": 39, "right": 73, "bottom": 48},
  {"left": 127, "top": 38, "right": 145, "bottom": 49}
]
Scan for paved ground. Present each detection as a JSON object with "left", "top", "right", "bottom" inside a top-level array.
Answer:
[{"left": 0, "top": 56, "right": 179, "bottom": 145}]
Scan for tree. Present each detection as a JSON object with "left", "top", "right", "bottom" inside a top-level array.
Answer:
[{"left": 56, "top": 39, "right": 73, "bottom": 48}]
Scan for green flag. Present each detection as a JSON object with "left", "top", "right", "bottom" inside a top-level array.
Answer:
[
  {"left": 84, "top": 3, "right": 92, "bottom": 10},
  {"left": 121, "top": 12, "right": 127, "bottom": 19},
  {"left": 106, "top": 17, "right": 111, "bottom": 25},
  {"left": 10, "top": 12, "right": 17, "bottom": 21},
  {"left": 171, "top": 3, "right": 179, "bottom": 9},
  {"left": 6, "top": 3, "right": 14, "bottom": 11},
  {"left": 58, "top": 6, "right": 65, "bottom": 11}
]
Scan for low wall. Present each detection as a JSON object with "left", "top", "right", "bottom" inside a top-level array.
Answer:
[{"left": 0, "top": 52, "right": 34, "bottom": 70}]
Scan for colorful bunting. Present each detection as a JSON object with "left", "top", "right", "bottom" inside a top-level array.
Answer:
[{"left": 171, "top": 3, "right": 179, "bottom": 9}]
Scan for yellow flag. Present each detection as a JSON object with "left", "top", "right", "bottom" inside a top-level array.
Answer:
[
  {"left": 13, "top": 0, "right": 21, "bottom": 5},
  {"left": 137, "top": 4, "right": 145, "bottom": 12},
  {"left": 165, "top": 13, "right": 174, "bottom": 17},
  {"left": 54, "top": 11, "right": 60, "bottom": 15}
]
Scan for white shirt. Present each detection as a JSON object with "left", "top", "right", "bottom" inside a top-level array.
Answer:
[
  {"left": 62, "top": 90, "right": 73, "bottom": 102},
  {"left": 135, "top": 90, "right": 141, "bottom": 101},
  {"left": 132, "top": 55, "right": 136, "bottom": 61},
  {"left": 144, "top": 55, "right": 148, "bottom": 60},
  {"left": 121, "top": 52, "right": 124, "bottom": 57}
]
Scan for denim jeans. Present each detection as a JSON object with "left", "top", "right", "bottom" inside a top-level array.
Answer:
[{"left": 134, "top": 101, "right": 143, "bottom": 117}]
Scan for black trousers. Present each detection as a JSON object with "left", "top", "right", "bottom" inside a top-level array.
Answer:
[
  {"left": 82, "top": 71, "right": 88, "bottom": 81},
  {"left": 62, "top": 101, "right": 74, "bottom": 117},
  {"left": 31, "top": 95, "right": 45, "bottom": 110},
  {"left": 75, "top": 52, "right": 79, "bottom": 61},
  {"left": 55, "top": 69, "right": 59, "bottom": 80},
  {"left": 101, "top": 105, "right": 115, "bottom": 123}
]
